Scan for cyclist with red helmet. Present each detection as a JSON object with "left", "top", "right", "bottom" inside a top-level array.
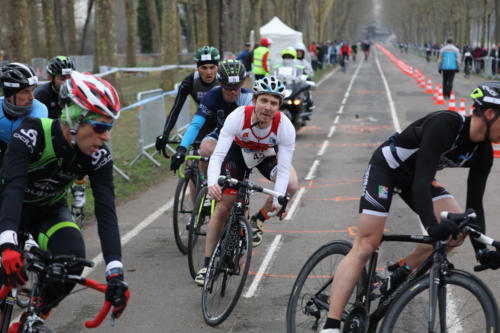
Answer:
[
  {"left": 0, "top": 71, "right": 128, "bottom": 331},
  {"left": 253, "top": 37, "right": 272, "bottom": 80}
]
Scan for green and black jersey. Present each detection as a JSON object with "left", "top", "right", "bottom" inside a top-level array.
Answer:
[{"left": 0, "top": 117, "right": 121, "bottom": 263}]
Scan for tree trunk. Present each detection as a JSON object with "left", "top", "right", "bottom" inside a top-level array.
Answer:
[
  {"left": 5, "top": 0, "right": 30, "bottom": 63},
  {"left": 161, "top": 0, "right": 180, "bottom": 91},
  {"left": 481, "top": 0, "right": 487, "bottom": 47},
  {"left": 495, "top": 0, "right": 500, "bottom": 45},
  {"left": 248, "top": 0, "right": 263, "bottom": 41},
  {"left": 207, "top": 0, "right": 220, "bottom": 48},
  {"left": 124, "top": 0, "right": 137, "bottom": 67},
  {"left": 94, "top": 0, "right": 118, "bottom": 72},
  {"left": 185, "top": 1, "right": 197, "bottom": 52},
  {"left": 66, "top": 0, "right": 77, "bottom": 54},
  {"left": 196, "top": 0, "right": 208, "bottom": 45},
  {"left": 54, "top": 0, "right": 66, "bottom": 54},
  {"left": 28, "top": 0, "right": 42, "bottom": 58},
  {"left": 79, "top": 0, "right": 95, "bottom": 54},
  {"left": 41, "top": 0, "right": 57, "bottom": 57},
  {"left": 145, "top": 0, "right": 161, "bottom": 56}
]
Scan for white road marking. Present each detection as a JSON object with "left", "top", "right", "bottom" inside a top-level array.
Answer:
[
  {"left": 244, "top": 234, "right": 282, "bottom": 298},
  {"left": 328, "top": 125, "right": 336, "bottom": 138},
  {"left": 317, "top": 140, "right": 329, "bottom": 156},
  {"left": 305, "top": 160, "right": 320, "bottom": 180},
  {"left": 285, "top": 187, "right": 306, "bottom": 221},
  {"left": 317, "top": 67, "right": 340, "bottom": 86},
  {"left": 82, "top": 198, "right": 175, "bottom": 277}
]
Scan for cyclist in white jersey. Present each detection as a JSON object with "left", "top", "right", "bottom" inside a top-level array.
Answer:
[{"left": 194, "top": 76, "right": 298, "bottom": 286}]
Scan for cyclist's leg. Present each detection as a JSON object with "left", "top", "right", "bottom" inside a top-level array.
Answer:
[
  {"left": 199, "top": 133, "right": 217, "bottom": 177},
  {"left": 31, "top": 204, "right": 85, "bottom": 315},
  {"left": 398, "top": 184, "right": 463, "bottom": 269}
]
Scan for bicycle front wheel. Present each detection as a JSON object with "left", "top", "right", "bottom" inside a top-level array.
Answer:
[
  {"left": 202, "top": 216, "right": 252, "bottom": 326},
  {"left": 287, "top": 240, "right": 367, "bottom": 333},
  {"left": 380, "top": 270, "right": 499, "bottom": 332},
  {"left": 173, "top": 174, "right": 195, "bottom": 254},
  {"left": 187, "top": 186, "right": 213, "bottom": 279}
]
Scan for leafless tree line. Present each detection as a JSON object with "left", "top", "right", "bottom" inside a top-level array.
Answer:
[
  {"left": 381, "top": 0, "right": 500, "bottom": 48},
  {"left": 0, "top": 0, "right": 374, "bottom": 71}
]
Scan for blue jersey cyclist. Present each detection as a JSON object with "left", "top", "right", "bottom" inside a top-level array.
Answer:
[
  {"left": 0, "top": 72, "right": 129, "bottom": 330},
  {"left": 155, "top": 46, "right": 220, "bottom": 157},
  {"left": 0, "top": 62, "right": 48, "bottom": 167},
  {"left": 169, "top": 59, "right": 252, "bottom": 175}
]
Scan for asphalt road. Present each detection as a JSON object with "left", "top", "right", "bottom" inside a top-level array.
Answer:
[{"left": 42, "top": 45, "right": 500, "bottom": 332}]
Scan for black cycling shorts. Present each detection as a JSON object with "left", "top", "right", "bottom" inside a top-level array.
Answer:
[
  {"left": 359, "top": 147, "right": 451, "bottom": 216},
  {"left": 221, "top": 142, "right": 277, "bottom": 195}
]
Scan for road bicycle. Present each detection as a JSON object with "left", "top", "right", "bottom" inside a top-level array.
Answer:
[
  {"left": 201, "top": 175, "right": 290, "bottom": 326},
  {"left": 0, "top": 245, "right": 122, "bottom": 333},
  {"left": 286, "top": 209, "right": 500, "bottom": 332},
  {"left": 169, "top": 141, "right": 209, "bottom": 254}
]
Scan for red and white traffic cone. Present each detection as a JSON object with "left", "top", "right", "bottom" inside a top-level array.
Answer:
[
  {"left": 425, "top": 78, "right": 433, "bottom": 94},
  {"left": 447, "top": 91, "right": 456, "bottom": 111},
  {"left": 458, "top": 98, "right": 466, "bottom": 116},
  {"left": 492, "top": 142, "right": 500, "bottom": 158},
  {"left": 436, "top": 86, "right": 446, "bottom": 105}
]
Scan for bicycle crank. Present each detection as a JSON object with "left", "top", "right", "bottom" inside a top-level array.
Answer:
[{"left": 343, "top": 306, "right": 367, "bottom": 333}]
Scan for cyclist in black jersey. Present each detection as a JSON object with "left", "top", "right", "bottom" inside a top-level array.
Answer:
[
  {"left": 320, "top": 82, "right": 500, "bottom": 333},
  {"left": 155, "top": 46, "right": 220, "bottom": 156},
  {"left": 0, "top": 72, "right": 129, "bottom": 329},
  {"left": 34, "top": 56, "right": 75, "bottom": 119}
]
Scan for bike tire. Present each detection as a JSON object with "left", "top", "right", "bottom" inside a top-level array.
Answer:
[
  {"left": 380, "top": 270, "right": 500, "bottom": 332},
  {"left": 201, "top": 216, "right": 252, "bottom": 326},
  {"left": 173, "top": 174, "right": 194, "bottom": 255},
  {"left": 286, "top": 240, "right": 367, "bottom": 333},
  {"left": 187, "top": 186, "right": 213, "bottom": 279}
]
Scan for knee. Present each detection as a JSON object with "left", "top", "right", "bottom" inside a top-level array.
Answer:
[
  {"left": 353, "top": 237, "right": 379, "bottom": 262},
  {"left": 287, "top": 180, "right": 299, "bottom": 196},
  {"left": 199, "top": 141, "right": 214, "bottom": 157}
]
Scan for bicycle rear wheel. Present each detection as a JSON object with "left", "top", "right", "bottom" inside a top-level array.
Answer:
[
  {"left": 201, "top": 216, "right": 252, "bottom": 326},
  {"left": 173, "top": 174, "right": 195, "bottom": 254},
  {"left": 380, "top": 270, "right": 500, "bottom": 332},
  {"left": 286, "top": 240, "right": 367, "bottom": 333},
  {"left": 187, "top": 186, "right": 214, "bottom": 279}
]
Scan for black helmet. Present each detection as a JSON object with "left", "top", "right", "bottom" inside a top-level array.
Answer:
[
  {"left": 470, "top": 82, "right": 500, "bottom": 111},
  {"left": 46, "top": 55, "right": 75, "bottom": 76},
  {"left": 194, "top": 46, "right": 220, "bottom": 67},
  {"left": 217, "top": 59, "right": 246, "bottom": 89},
  {"left": 0, "top": 62, "right": 38, "bottom": 97}
]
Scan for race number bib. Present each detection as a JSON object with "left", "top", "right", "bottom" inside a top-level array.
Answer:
[
  {"left": 464, "top": 52, "right": 471, "bottom": 57},
  {"left": 241, "top": 148, "right": 276, "bottom": 168}
]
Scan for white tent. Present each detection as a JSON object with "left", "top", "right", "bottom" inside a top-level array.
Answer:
[{"left": 259, "top": 17, "right": 307, "bottom": 69}]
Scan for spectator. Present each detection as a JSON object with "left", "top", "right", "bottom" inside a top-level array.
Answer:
[
  {"left": 489, "top": 44, "right": 500, "bottom": 77},
  {"left": 438, "top": 38, "right": 460, "bottom": 99}
]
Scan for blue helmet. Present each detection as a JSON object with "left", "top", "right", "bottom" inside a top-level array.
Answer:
[{"left": 252, "top": 76, "right": 285, "bottom": 102}]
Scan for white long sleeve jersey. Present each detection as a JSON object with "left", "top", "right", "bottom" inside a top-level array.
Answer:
[{"left": 207, "top": 105, "right": 296, "bottom": 197}]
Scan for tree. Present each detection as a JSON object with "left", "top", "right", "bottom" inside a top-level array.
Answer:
[
  {"left": 145, "top": 0, "right": 161, "bottom": 55},
  {"left": 28, "top": 0, "right": 42, "bottom": 58},
  {"left": 94, "top": 0, "right": 118, "bottom": 71},
  {"left": 161, "top": 0, "right": 180, "bottom": 90},
  {"left": 124, "top": 0, "right": 137, "bottom": 67},
  {"left": 66, "top": 0, "right": 77, "bottom": 54},
  {"left": 496, "top": 0, "right": 500, "bottom": 44},
  {"left": 41, "top": 0, "right": 57, "bottom": 57},
  {"left": 311, "top": 0, "right": 335, "bottom": 42},
  {"left": 195, "top": 0, "right": 209, "bottom": 45},
  {"left": 54, "top": 0, "right": 66, "bottom": 54},
  {"left": 79, "top": 0, "right": 95, "bottom": 54},
  {"left": 137, "top": 0, "right": 162, "bottom": 53},
  {"left": 5, "top": 0, "right": 30, "bottom": 63}
]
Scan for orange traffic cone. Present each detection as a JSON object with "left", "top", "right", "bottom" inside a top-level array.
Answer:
[
  {"left": 425, "top": 78, "right": 433, "bottom": 94},
  {"left": 492, "top": 142, "right": 500, "bottom": 158},
  {"left": 419, "top": 76, "right": 426, "bottom": 88},
  {"left": 432, "top": 83, "right": 439, "bottom": 101},
  {"left": 448, "top": 92, "right": 456, "bottom": 111},
  {"left": 435, "top": 86, "right": 446, "bottom": 105},
  {"left": 470, "top": 104, "right": 475, "bottom": 115},
  {"left": 458, "top": 98, "right": 466, "bottom": 116}
]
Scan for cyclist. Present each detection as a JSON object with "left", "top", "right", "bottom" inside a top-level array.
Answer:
[
  {"left": 320, "top": 82, "right": 500, "bottom": 332},
  {"left": 0, "top": 62, "right": 48, "bottom": 167},
  {"left": 34, "top": 56, "right": 87, "bottom": 213},
  {"left": 0, "top": 72, "right": 129, "bottom": 331},
  {"left": 361, "top": 40, "right": 371, "bottom": 60},
  {"left": 35, "top": 56, "right": 75, "bottom": 119},
  {"left": 339, "top": 42, "right": 351, "bottom": 71},
  {"left": 351, "top": 42, "right": 357, "bottom": 62},
  {"left": 273, "top": 47, "right": 306, "bottom": 77},
  {"left": 169, "top": 59, "right": 252, "bottom": 177},
  {"left": 195, "top": 76, "right": 298, "bottom": 286},
  {"left": 463, "top": 45, "right": 473, "bottom": 78},
  {"left": 155, "top": 46, "right": 220, "bottom": 156}
]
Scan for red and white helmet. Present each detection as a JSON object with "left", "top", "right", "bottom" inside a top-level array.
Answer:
[
  {"left": 260, "top": 37, "right": 272, "bottom": 47},
  {"left": 59, "top": 71, "right": 120, "bottom": 120}
]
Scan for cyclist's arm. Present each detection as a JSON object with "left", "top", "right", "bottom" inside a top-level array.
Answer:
[
  {"left": 88, "top": 152, "right": 122, "bottom": 267},
  {"left": 162, "top": 74, "right": 194, "bottom": 137},
  {"left": 206, "top": 110, "right": 244, "bottom": 187},
  {"left": 465, "top": 145, "right": 492, "bottom": 252},
  {"left": 179, "top": 114, "right": 206, "bottom": 150},
  {"left": 0, "top": 119, "right": 42, "bottom": 243},
  {"left": 274, "top": 117, "right": 296, "bottom": 200},
  {"left": 413, "top": 117, "right": 461, "bottom": 230}
]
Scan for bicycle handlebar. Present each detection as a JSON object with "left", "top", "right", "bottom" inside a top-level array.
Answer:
[{"left": 217, "top": 176, "right": 291, "bottom": 216}]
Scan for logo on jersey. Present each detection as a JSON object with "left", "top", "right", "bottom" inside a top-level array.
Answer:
[
  {"left": 91, "top": 148, "right": 112, "bottom": 169},
  {"left": 378, "top": 185, "right": 389, "bottom": 199},
  {"left": 13, "top": 128, "right": 38, "bottom": 153}
]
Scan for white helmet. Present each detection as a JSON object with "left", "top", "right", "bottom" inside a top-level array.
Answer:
[{"left": 294, "top": 42, "right": 307, "bottom": 52}]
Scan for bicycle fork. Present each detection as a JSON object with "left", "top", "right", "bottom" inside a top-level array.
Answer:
[{"left": 427, "top": 246, "right": 447, "bottom": 333}]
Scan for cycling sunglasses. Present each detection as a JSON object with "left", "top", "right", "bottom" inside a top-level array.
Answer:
[{"left": 86, "top": 119, "right": 114, "bottom": 133}]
